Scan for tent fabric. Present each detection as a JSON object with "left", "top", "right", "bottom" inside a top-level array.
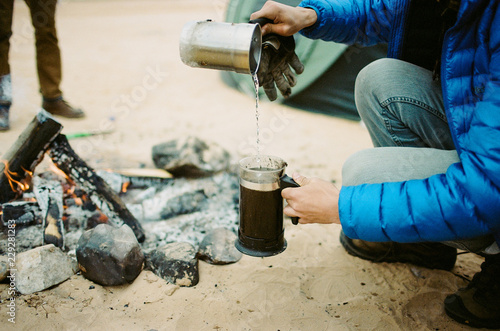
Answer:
[
  {"left": 284, "top": 44, "right": 387, "bottom": 120},
  {"left": 221, "top": 0, "right": 387, "bottom": 120}
]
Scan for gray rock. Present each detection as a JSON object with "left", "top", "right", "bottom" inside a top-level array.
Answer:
[
  {"left": 15, "top": 244, "right": 78, "bottom": 294},
  {"left": 76, "top": 224, "right": 144, "bottom": 286},
  {"left": 0, "top": 255, "right": 8, "bottom": 282},
  {"left": 152, "top": 136, "right": 231, "bottom": 177},
  {"left": 160, "top": 189, "right": 207, "bottom": 219},
  {"left": 197, "top": 228, "right": 242, "bottom": 265},
  {"left": 146, "top": 242, "right": 199, "bottom": 287}
]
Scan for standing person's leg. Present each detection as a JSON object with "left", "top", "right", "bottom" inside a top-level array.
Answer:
[
  {"left": 25, "top": 0, "right": 61, "bottom": 99},
  {"left": 342, "top": 58, "right": 499, "bottom": 328},
  {"left": 25, "top": 0, "right": 84, "bottom": 118},
  {"left": 0, "top": 0, "right": 15, "bottom": 130}
]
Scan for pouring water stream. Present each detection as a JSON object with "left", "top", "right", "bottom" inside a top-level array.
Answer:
[{"left": 252, "top": 73, "right": 261, "bottom": 168}]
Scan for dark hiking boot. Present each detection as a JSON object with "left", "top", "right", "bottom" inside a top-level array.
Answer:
[
  {"left": 444, "top": 254, "right": 500, "bottom": 329},
  {"left": 0, "top": 104, "right": 10, "bottom": 131},
  {"left": 42, "top": 98, "right": 85, "bottom": 118},
  {"left": 339, "top": 230, "right": 457, "bottom": 271}
]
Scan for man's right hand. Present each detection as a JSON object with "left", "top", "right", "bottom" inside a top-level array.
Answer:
[
  {"left": 250, "top": 1, "right": 318, "bottom": 36},
  {"left": 251, "top": 1, "right": 317, "bottom": 100}
]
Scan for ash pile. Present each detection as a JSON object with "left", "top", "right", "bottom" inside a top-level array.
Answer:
[
  {"left": 0, "top": 114, "right": 243, "bottom": 294},
  {"left": 101, "top": 135, "right": 241, "bottom": 254}
]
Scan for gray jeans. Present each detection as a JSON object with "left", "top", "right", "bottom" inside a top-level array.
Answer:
[{"left": 342, "top": 58, "right": 496, "bottom": 254}]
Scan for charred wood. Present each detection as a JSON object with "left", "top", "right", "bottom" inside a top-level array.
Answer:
[
  {"left": 0, "top": 110, "right": 62, "bottom": 203},
  {"left": 115, "top": 168, "right": 172, "bottom": 188},
  {"left": 1, "top": 201, "right": 42, "bottom": 228},
  {"left": 125, "top": 176, "right": 173, "bottom": 189},
  {"left": 96, "top": 169, "right": 173, "bottom": 193},
  {"left": 33, "top": 177, "right": 65, "bottom": 248},
  {"left": 48, "top": 134, "right": 145, "bottom": 242},
  {"left": 44, "top": 195, "right": 64, "bottom": 248}
]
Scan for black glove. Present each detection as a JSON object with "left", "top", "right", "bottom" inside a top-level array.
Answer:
[
  {"left": 249, "top": 18, "right": 304, "bottom": 101},
  {"left": 258, "top": 34, "right": 304, "bottom": 101}
]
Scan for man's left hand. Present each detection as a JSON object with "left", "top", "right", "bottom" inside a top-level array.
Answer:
[{"left": 282, "top": 173, "right": 341, "bottom": 224}]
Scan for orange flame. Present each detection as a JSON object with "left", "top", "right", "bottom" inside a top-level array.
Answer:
[
  {"left": 49, "top": 163, "right": 70, "bottom": 181},
  {"left": 1, "top": 160, "right": 31, "bottom": 192},
  {"left": 48, "top": 162, "right": 76, "bottom": 191},
  {"left": 121, "top": 181, "right": 131, "bottom": 193}
]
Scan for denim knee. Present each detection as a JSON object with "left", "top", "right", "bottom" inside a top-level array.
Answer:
[
  {"left": 354, "top": 58, "right": 393, "bottom": 119},
  {"left": 342, "top": 149, "right": 382, "bottom": 186}
]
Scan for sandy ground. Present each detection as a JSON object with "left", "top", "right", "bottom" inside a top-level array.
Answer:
[{"left": 0, "top": 0, "right": 488, "bottom": 330}]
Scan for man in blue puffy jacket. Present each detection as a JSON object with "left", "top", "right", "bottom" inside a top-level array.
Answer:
[{"left": 252, "top": 0, "right": 500, "bottom": 328}]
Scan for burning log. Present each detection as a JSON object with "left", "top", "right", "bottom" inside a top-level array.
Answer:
[
  {"left": 0, "top": 110, "right": 62, "bottom": 203},
  {"left": 33, "top": 177, "right": 65, "bottom": 248},
  {"left": 48, "top": 134, "right": 145, "bottom": 242},
  {"left": 1, "top": 201, "right": 42, "bottom": 228},
  {"left": 44, "top": 198, "right": 64, "bottom": 247},
  {"left": 96, "top": 168, "right": 173, "bottom": 194},
  {"left": 114, "top": 168, "right": 173, "bottom": 189}
]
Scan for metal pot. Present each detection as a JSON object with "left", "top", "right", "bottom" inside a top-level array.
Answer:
[{"left": 179, "top": 19, "right": 263, "bottom": 75}]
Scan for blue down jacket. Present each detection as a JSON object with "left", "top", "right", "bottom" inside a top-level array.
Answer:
[{"left": 298, "top": 0, "right": 500, "bottom": 244}]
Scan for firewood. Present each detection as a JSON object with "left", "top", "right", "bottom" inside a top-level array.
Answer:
[
  {"left": 114, "top": 168, "right": 172, "bottom": 179},
  {"left": 106, "top": 168, "right": 173, "bottom": 189},
  {"left": 48, "top": 134, "right": 145, "bottom": 242},
  {"left": 32, "top": 177, "right": 64, "bottom": 248},
  {"left": 0, "top": 110, "right": 62, "bottom": 203},
  {"left": 43, "top": 198, "right": 64, "bottom": 248},
  {"left": 1, "top": 201, "right": 42, "bottom": 228}
]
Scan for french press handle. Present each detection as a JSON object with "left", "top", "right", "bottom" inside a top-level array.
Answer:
[{"left": 280, "top": 174, "right": 300, "bottom": 225}]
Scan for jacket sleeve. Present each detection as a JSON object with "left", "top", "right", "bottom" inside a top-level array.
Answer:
[
  {"left": 338, "top": 7, "right": 500, "bottom": 243},
  {"left": 298, "top": 0, "right": 397, "bottom": 45}
]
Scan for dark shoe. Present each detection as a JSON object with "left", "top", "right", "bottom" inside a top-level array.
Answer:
[
  {"left": 0, "top": 104, "right": 10, "bottom": 131},
  {"left": 444, "top": 254, "right": 500, "bottom": 329},
  {"left": 339, "top": 230, "right": 457, "bottom": 271},
  {"left": 42, "top": 98, "right": 85, "bottom": 118}
]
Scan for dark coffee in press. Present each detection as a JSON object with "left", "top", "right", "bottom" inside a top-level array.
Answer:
[{"left": 236, "top": 156, "right": 299, "bottom": 257}]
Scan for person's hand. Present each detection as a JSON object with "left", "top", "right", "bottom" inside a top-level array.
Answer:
[
  {"left": 250, "top": 1, "right": 318, "bottom": 36},
  {"left": 257, "top": 33, "right": 304, "bottom": 101},
  {"left": 282, "top": 173, "right": 341, "bottom": 224},
  {"left": 250, "top": 1, "right": 316, "bottom": 101}
]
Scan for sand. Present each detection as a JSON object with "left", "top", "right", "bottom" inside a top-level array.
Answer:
[{"left": 0, "top": 1, "right": 486, "bottom": 330}]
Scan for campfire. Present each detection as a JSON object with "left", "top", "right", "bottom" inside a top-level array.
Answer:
[
  {"left": 0, "top": 110, "right": 145, "bottom": 248},
  {"left": 0, "top": 110, "right": 239, "bottom": 256}
]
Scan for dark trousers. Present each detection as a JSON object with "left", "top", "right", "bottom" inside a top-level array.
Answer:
[{"left": 0, "top": 0, "right": 62, "bottom": 100}]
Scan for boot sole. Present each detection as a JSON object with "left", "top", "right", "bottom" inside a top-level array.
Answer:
[
  {"left": 46, "top": 110, "right": 85, "bottom": 118},
  {"left": 444, "top": 294, "right": 500, "bottom": 329},
  {"left": 339, "top": 231, "right": 456, "bottom": 271}
]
